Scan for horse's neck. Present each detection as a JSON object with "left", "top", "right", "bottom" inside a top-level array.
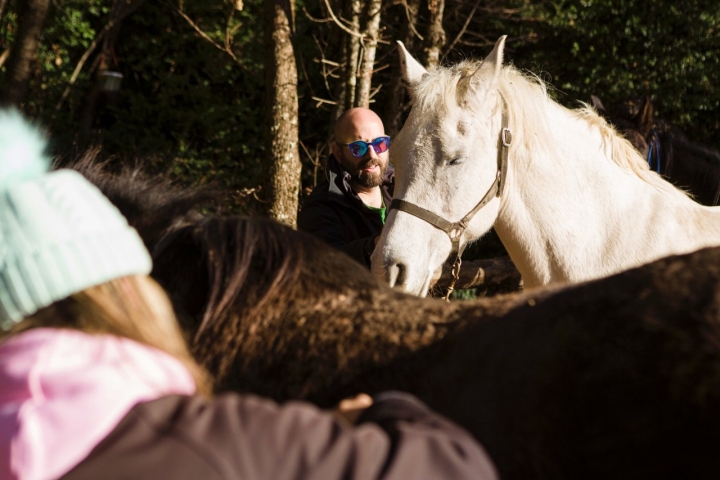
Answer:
[{"left": 494, "top": 104, "right": 720, "bottom": 288}]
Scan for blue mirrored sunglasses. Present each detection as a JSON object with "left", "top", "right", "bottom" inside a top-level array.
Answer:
[{"left": 339, "top": 136, "right": 391, "bottom": 158}]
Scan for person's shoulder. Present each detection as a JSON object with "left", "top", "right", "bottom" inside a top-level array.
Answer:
[{"left": 301, "top": 181, "right": 332, "bottom": 208}]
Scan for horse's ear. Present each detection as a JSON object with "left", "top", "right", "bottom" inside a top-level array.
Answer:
[
  {"left": 460, "top": 35, "right": 506, "bottom": 103},
  {"left": 397, "top": 41, "right": 427, "bottom": 87},
  {"left": 639, "top": 96, "right": 654, "bottom": 136},
  {"left": 475, "top": 35, "right": 506, "bottom": 86},
  {"left": 590, "top": 94, "right": 607, "bottom": 113}
]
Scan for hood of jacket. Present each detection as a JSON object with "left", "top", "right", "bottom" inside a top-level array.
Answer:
[{"left": 0, "top": 328, "right": 196, "bottom": 480}]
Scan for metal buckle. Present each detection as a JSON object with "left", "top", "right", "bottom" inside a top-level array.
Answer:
[{"left": 502, "top": 127, "right": 512, "bottom": 148}]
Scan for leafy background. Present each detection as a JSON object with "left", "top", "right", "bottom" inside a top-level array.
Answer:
[{"left": 1, "top": 0, "right": 718, "bottom": 213}]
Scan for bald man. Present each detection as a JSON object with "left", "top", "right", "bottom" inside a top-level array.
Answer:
[{"left": 298, "top": 108, "right": 394, "bottom": 267}]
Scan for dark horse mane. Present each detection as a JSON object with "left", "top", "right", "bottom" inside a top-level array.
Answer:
[
  {"left": 592, "top": 95, "right": 720, "bottom": 205},
  {"left": 71, "top": 157, "right": 720, "bottom": 480},
  {"left": 69, "top": 157, "right": 521, "bottom": 397}
]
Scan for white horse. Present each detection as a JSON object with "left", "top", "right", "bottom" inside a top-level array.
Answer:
[{"left": 372, "top": 36, "right": 720, "bottom": 296}]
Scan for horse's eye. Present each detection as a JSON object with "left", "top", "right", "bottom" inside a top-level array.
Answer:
[{"left": 447, "top": 157, "right": 465, "bottom": 166}]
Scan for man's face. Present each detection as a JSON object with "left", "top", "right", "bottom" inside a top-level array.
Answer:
[
  {"left": 334, "top": 115, "right": 390, "bottom": 189},
  {"left": 337, "top": 141, "right": 389, "bottom": 188}
]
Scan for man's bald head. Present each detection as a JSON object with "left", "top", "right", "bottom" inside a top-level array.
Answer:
[{"left": 334, "top": 108, "right": 385, "bottom": 144}]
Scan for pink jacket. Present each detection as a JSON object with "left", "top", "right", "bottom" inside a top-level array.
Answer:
[{"left": 0, "top": 328, "right": 196, "bottom": 480}]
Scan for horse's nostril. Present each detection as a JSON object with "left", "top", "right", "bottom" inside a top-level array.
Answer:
[{"left": 386, "top": 263, "right": 406, "bottom": 288}]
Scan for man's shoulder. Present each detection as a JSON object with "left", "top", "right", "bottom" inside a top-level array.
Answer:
[{"left": 301, "top": 181, "right": 333, "bottom": 208}]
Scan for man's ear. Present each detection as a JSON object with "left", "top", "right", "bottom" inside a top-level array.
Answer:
[{"left": 331, "top": 142, "right": 341, "bottom": 160}]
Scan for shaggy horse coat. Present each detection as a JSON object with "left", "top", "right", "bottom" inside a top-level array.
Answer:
[{"left": 74, "top": 160, "right": 720, "bottom": 480}]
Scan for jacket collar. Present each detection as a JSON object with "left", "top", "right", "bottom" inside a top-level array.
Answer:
[
  {"left": 0, "top": 328, "right": 196, "bottom": 480},
  {"left": 326, "top": 154, "right": 394, "bottom": 208}
]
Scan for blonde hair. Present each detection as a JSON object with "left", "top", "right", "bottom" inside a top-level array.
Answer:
[{"left": 6, "top": 275, "right": 212, "bottom": 397}]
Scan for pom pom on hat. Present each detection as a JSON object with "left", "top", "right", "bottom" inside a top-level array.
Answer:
[
  {"left": 0, "top": 110, "right": 50, "bottom": 190},
  {"left": 0, "top": 110, "right": 152, "bottom": 329}
]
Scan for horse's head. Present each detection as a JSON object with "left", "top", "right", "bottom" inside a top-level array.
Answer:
[{"left": 372, "top": 36, "right": 510, "bottom": 296}]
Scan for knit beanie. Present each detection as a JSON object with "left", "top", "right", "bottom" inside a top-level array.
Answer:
[{"left": 0, "top": 110, "right": 152, "bottom": 329}]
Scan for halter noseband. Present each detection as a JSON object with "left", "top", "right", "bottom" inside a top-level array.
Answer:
[{"left": 389, "top": 99, "right": 512, "bottom": 300}]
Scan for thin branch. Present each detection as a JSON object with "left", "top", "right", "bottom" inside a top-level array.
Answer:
[
  {"left": 302, "top": 5, "right": 335, "bottom": 23},
  {"left": 442, "top": 0, "right": 481, "bottom": 60},
  {"left": 458, "top": 39, "right": 494, "bottom": 48},
  {"left": 174, "top": 4, "right": 238, "bottom": 62},
  {"left": 313, "top": 34, "right": 336, "bottom": 100},
  {"left": 312, "top": 96, "right": 337, "bottom": 107},
  {"left": 224, "top": 8, "right": 236, "bottom": 53},
  {"left": 54, "top": 27, "right": 109, "bottom": 111},
  {"left": 399, "top": 0, "right": 423, "bottom": 41},
  {"left": 53, "top": 0, "right": 146, "bottom": 112},
  {"left": 297, "top": 51, "right": 316, "bottom": 98},
  {"left": 0, "top": 48, "right": 10, "bottom": 69},
  {"left": 322, "top": 0, "right": 365, "bottom": 40},
  {"left": 368, "top": 83, "right": 382, "bottom": 99}
]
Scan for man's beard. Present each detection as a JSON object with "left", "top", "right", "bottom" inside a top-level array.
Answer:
[{"left": 340, "top": 154, "right": 387, "bottom": 188}]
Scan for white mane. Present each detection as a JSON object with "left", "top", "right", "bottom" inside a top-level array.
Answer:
[{"left": 412, "top": 61, "right": 689, "bottom": 199}]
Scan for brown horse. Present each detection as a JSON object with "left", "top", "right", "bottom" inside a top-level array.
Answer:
[
  {"left": 592, "top": 95, "right": 720, "bottom": 205},
  {"left": 74, "top": 160, "right": 720, "bottom": 480}
]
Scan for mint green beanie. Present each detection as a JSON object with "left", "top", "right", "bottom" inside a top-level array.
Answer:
[{"left": 0, "top": 110, "right": 152, "bottom": 329}]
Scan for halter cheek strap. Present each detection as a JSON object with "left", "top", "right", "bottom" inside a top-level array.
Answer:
[{"left": 389, "top": 100, "right": 512, "bottom": 300}]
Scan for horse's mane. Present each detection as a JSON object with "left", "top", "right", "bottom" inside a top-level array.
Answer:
[
  {"left": 150, "top": 215, "right": 311, "bottom": 383},
  {"left": 68, "top": 154, "right": 393, "bottom": 391},
  {"left": 413, "top": 61, "right": 689, "bottom": 198},
  {"left": 572, "top": 106, "right": 688, "bottom": 197}
]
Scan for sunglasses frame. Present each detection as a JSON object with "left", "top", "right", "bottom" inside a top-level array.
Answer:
[{"left": 338, "top": 136, "right": 391, "bottom": 158}]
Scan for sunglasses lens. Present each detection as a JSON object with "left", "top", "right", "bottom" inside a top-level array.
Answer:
[
  {"left": 372, "top": 137, "right": 390, "bottom": 153},
  {"left": 348, "top": 141, "right": 368, "bottom": 157}
]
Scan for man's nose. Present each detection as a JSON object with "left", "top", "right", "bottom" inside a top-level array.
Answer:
[{"left": 366, "top": 145, "right": 379, "bottom": 159}]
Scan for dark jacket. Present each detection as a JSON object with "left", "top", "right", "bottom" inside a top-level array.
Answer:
[
  {"left": 63, "top": 391, "right": 497, "bottom": 480},
  {"left": 298, "top": 155, "right": 394, "bottom": 267}
]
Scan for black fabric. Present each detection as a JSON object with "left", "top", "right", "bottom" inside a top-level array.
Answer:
[
  {"left": 62, "top": 392, "right": 498, "bottom": 480},
  {"left": 298, "top": 155, "right": 394, "bottom": 267}
]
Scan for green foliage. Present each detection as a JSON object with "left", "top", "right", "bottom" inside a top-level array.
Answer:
[
  {"left": 1, "top": 0, "right": 718, "bottom": 208},
  {"left": 508, "top": 0, "right": 720, "bottom": 144}
]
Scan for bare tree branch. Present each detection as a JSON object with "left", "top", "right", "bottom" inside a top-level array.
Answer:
[
  {"left": 442, "top": 0, "right": 482, "bottom": 60},
  {"left": 0, "top": 48, "right": 10, "bottom": 69},
  {"left": 173, "top": 3, "right": 238, "bottom": 62},
  {"left": 322, "top": 0, "right": 365, "bottom": 40},
  {"left": 302, "top": 5, "right": 338, "bottom": 24},
  {"left": 398, "top": 0, "right": 423, "bottom": 41},
  {"left": 54, "top": 0, "right": 146, "bottom": 112}
]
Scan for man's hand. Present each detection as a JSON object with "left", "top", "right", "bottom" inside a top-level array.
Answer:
[{"left": 334, "top": 393, "right": 374, "bottom": 425}]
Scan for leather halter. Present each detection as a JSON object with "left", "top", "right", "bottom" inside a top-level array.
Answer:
[{"left": 389, "top": 99, "right": 512, "bottom": 300}]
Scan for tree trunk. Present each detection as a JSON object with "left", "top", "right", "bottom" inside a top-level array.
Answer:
[
  {"left": 384, "top": 0, "right": 421, "bottom": 135},
  {"left": 423, "top": 0, "right": 446, "bottom": 69},
  {"left": 343, "top": 0, "right": 362, "bottom": 111},
  {"left": 354, "top": 0, "right": 382, "bottom": 108},
  {"left": 263, "top": 0, "right": 301, "bottom": 227},
  {"left": 1, "top": 0, "right": 50, "bottom": 107}
]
